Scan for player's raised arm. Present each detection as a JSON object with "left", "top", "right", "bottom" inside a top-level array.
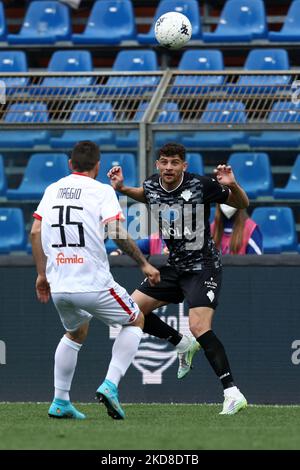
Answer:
[
  {"left": 107, "top": 219, "right": 160, "bottom": 287},
  {"left": 107, "top": 166, "right": 147, "bottom": 203},
  {"left": 214, "top": 164, "right": 249, "bottom": 209}
]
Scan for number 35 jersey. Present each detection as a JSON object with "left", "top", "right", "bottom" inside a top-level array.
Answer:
[{"left": 33, "top": 173, "right": 124, "bottom": 293}]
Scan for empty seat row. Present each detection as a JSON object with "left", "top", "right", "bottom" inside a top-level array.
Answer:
[
  {"left": 0, "top": 205, "right": 299, "bottom": 255},
  {"left": 2, "top": 0, "right": 300, "bottom": 45},
  {"left": 1, "top": 152, "right": 300, "bottom": 201}
]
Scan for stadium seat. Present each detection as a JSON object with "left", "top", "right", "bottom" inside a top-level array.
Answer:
[
  {"left": 172, "top": 50, "right": 224, "bottom": 95},
  {"left": 72, "top": 0, "right": 136, "bottom": 44},
  {"left": 228, "top": 152, "right": 273, "bottom": 198},
  {"left": 138, "top": 0, "right": 202, "bottom": 44},
  {"left": 8, "top": 1, "right": 71, "bottom": 44},
  {"left": 36, "top": 50, "right": 94, "bottom": 95},
  {"left": 182, "top": 102, "right": 247, "bottom": 148},
  {"left": 203, "top": 0, "right": 267, "bottom": 42},
  {"left": 0, "top": 51, "right": 28, "bottom": 94},
  {"left": 186, "top": 153, "right": 204, "bottom": 175},
  {"left": 269, "top": 0, "right": 300, "bottom": 41},
  {"left": 50, "top": 102, "right": 115, "bottom": 148},
  {"left": 103, "top": 50, "right": 159, "bottom": 96},
  {"left": 0, "top": 154, "right": 6, "bottom": 197},
  {"left": 0, "top": 103, "right": 50, "bottom": 147},
  {"left": 7, "top": 153, "right": 70, "bottom": 200},
  {"left": 96, "top": 153, "right": 137, "bottom": 187},
  {"left": 0, "top": 208, "right": 27, "bottom": 253},
  {"left": 115, "top": 101, "right": 181, "bottom": 148},
  {"left": 274, "top": 154, "right": 300, "bottom": 199},
  {"left": 0, "top": 2, "right": 6, "bottom": 41},
  {"left": 236, "top": 49, "right": 290, "bottom": 91},
  {"left": 248, "top": 102, "right": 300, "bottom": 147},
  {"left": 251, "top": 207, "right": 298, "bottom": 253}
]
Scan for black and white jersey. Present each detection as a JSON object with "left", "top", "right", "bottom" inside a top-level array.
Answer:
[{"left": 143, "top": 172, "right": 230, "bottom": 271}]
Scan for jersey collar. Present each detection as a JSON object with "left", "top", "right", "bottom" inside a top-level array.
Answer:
[{"left": 159, "top": 173, "right": 184, "bottom": 193}]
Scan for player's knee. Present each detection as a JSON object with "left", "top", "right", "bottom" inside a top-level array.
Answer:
[
  {"left": 66, "top": 323, "right": 89, "bottom": 344},
  {"left": 131, "top": 311, "right": 144, "bottom": 330},
  {"left": 189, "top": 319, "right": 210, "bottom": 338}
]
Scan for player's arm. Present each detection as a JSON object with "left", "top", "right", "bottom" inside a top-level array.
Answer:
[
  {"left": 107, "top": 219, "right": 160, "bottom": 286},
  {"left": 107, "top": 166, "right": 147, "bottom": 203},
  {"left": 214, "top": 164, "right": 249, "bottom": 209},
  {"left": 30, "top": 218, "right": 50, "bottom": 303}
]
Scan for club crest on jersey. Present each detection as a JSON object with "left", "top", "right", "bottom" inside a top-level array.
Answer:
[
  {"left": 109, "top": 303, "right": 190, "bottom": 384},
  {"left": 180, "top": 189, "right": 192, "bottom": 201}
]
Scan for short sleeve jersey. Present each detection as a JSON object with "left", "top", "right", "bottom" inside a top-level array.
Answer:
[
  {"left": 143, "top": 172, "right": 230, "bottom": 271},
  {"left": 34, "top": 173, "right": 124, "bottom": 293}
]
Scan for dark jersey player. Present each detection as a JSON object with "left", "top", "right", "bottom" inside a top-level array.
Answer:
[{"left": 108, "top": 143, "right": 249, "bottom": 415}]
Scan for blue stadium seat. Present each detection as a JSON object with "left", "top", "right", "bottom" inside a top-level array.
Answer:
[
  {"left": 269, "top": 1, "right": 300, "bottom": 42},
  {"left": 7, "top": 153, "right": 70, "bottom": 200},
  {"left": 182, "top": 102, "right": 247, "bottom": 148},
  {"left": 72, "top": 0, "right": 136, "bottom": 44},
  {"left": 0, "top": 154, "right": 6, "bottom": 197},
  {"left": 0, "top": 208, "right": 27, "bottom": 253},
  {"left": 50, "top": 102, "right": 115, "bottom": 148},
  {"left": 251, "top": 207, "right": 298, "bottom": 253},
  {"left": 0, "top": 2, "right": 6, "bottom": 41},
  {"left": 274, "top": 155, "right": 300, "bottom": 199},
  {"left": 171, "top": 50, "right": 224, "bottom": 95},
  {"left": 103, "top": 50, "right": 159, "bottom": 96},
  {"left": 236, "top": 49, "right": 290, "bottom": 91},
  {"left": 249, "top": 102, "right": 300, "bottom": 147},
  {"left": 201, "top": 101, "right": 247, "bottom": 123},
  {"left": 37, "top": 50, "right": 94, "bottom": 95},
  {"left": 138, "top": 0, "right": 202, "bottom": 44},
  {"left": 0, "top": 51, "right": 28, "bottom": 94},
  {"left": 186, "top": 153, "right": 204, "bottom": 175},
  {"left": 203, "top": 0, "right": 267, "bottom": 42},
  {"left": 8, "top": 1, "right": 71, "bottom": 44},
  {"left": 228, "top": 152, "right": 273, "bottom": 198},
  {"left": 0, "top": 103, "right": 50, "bottom": 147},
  {"left": 115, "top": 101, "right": 181, "bottom": 148},
  {"left": 96, "top": 153, "right": 137, "bottom": 187}
]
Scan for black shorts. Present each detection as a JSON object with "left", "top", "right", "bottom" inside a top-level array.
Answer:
[{"left": 138, "top": 265, "right": 222, "bottom": 310}]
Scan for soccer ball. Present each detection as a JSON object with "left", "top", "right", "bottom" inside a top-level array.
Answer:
[{"left": 154, "top": 11, "right": 192, "bottom": 49}]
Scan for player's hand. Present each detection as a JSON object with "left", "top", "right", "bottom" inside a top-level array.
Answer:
[
  {"left": 213, "top": 164, "right": 236, "bottom": 187},
  {"left": 107, "top": 166, "right": 125, "bottom": 191},
  {"left": 141, "top": 262, "right": 161, "bottom": 286},
  {"left": 36, "top": 274, "right": 50, "bottom": 303}
]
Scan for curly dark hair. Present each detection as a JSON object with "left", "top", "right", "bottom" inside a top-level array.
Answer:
[{"left": 158, "top": 143, "right": 186, "bottom": 161}]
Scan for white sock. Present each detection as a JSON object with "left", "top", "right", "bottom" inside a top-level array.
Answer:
[
  {"left": 175, "top": 335, "right": 192, "bottom": 353},
  {"left": 106, "top": 326, "right": 143, "bottom": 387},
  {"left": 224, "top": 386, "right": 239, "bottom": 397},
  {"left": 54, "top": 335, "right": 82, "bottom": 401}
]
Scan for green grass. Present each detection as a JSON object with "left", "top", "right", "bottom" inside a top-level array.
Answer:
[{"left": 1, "top": 403, "right": 300, "bottom": 450}]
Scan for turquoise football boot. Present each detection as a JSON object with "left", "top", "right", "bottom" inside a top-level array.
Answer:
[
  {"left": 48, "top": 398, "right": 86, "bottom": 419},
  {"left": 95, "top": 379, "right": 125, "bottom": 420}
]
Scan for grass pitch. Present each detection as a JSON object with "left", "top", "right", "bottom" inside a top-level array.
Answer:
[{"left": 1, "top": 403, "right": 300, "bottom": 450}]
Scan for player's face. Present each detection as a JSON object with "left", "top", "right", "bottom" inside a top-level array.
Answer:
[{"left": 156, "top": 155, "right": 187, "bottom": 185}]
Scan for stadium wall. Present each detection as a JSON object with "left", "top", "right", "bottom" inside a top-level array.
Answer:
[{"left": 0, "top": 256, "right": 300, "bottom": 405}]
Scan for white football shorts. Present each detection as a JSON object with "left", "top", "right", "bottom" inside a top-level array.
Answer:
[{"left": 51, "top": 281, "right": 140, "bottom": 332}]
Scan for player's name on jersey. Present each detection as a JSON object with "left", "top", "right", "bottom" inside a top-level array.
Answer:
[{"left": 56, "top": 187, "right": 82, "bottom": 199}]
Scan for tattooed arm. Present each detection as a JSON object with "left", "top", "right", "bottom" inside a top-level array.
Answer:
[{"left": 107, "top": 220, "right": 160, "bottom": 286}]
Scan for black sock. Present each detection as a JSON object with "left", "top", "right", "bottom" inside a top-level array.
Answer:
[
  {"left": 197, "top": 330, "right": 234, "bottom": 390},
  {"left": 143, "top": 312, "right": 182, "bottom": 346}
]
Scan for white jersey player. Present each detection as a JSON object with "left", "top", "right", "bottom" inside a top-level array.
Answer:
[{"left": 31, "top": 141, "right": 160, "bottom": 420}]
